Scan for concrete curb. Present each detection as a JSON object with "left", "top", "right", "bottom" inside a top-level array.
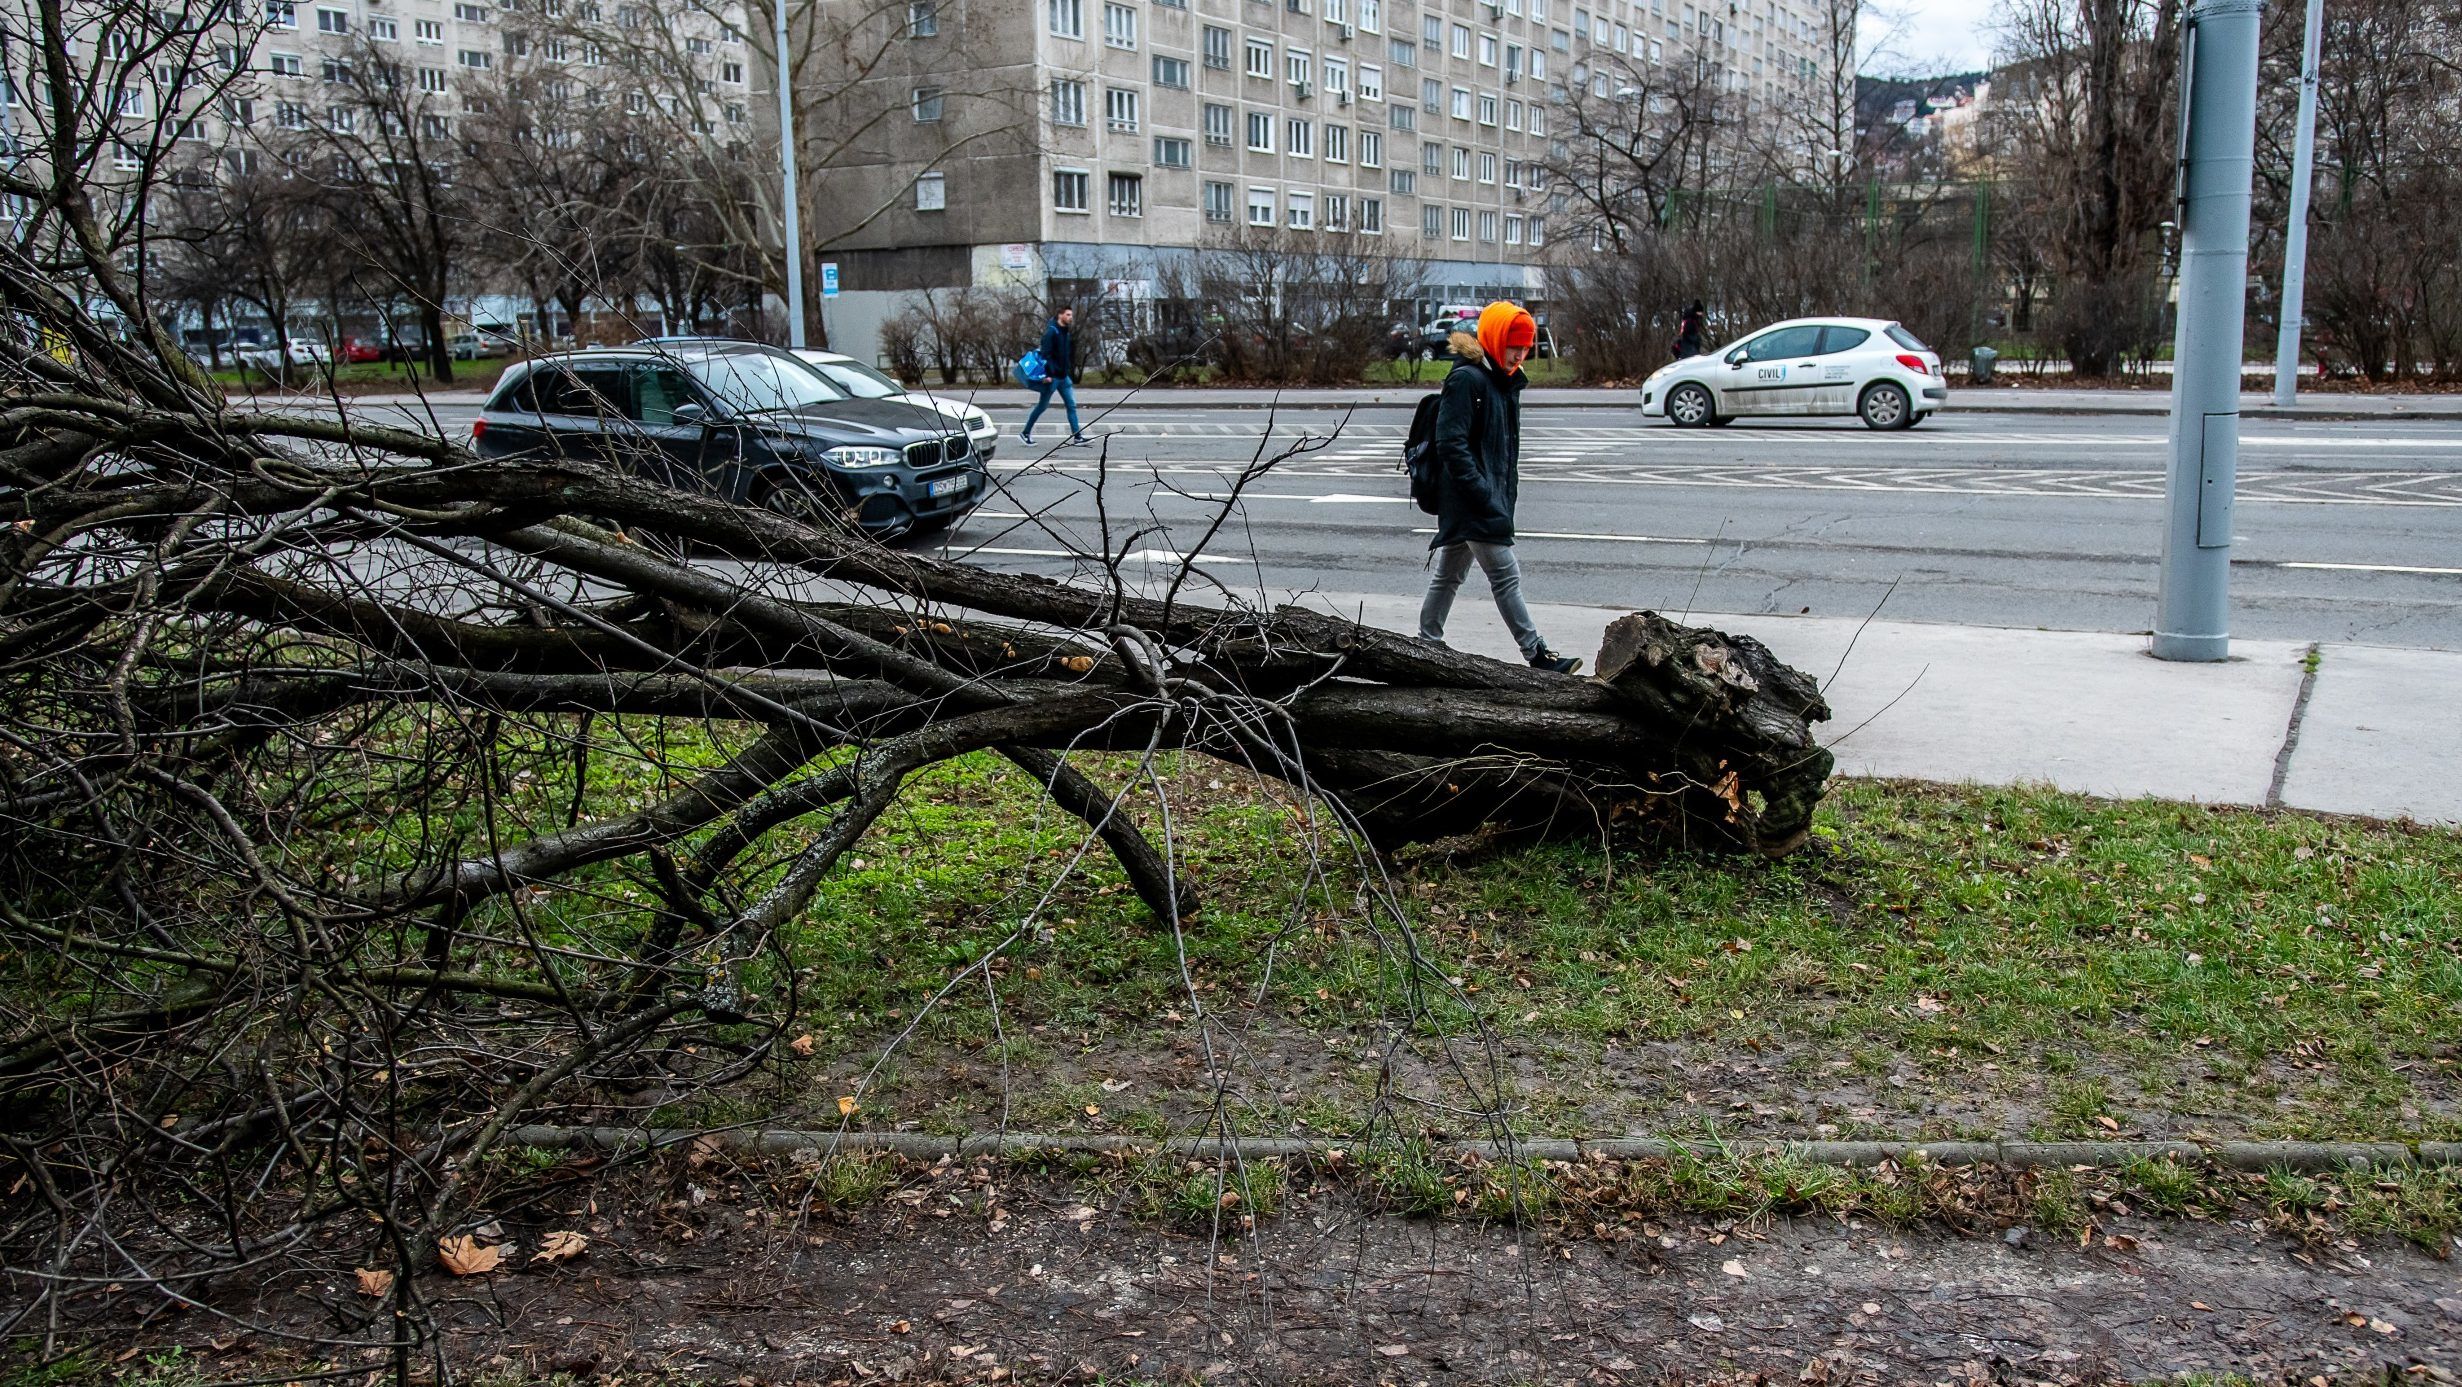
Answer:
[{"left": 510, "top": 1125, "right": 2459, "bottom": 1174}]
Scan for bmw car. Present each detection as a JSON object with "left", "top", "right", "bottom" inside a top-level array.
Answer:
[
  {"left": 791, "top": 349, "right": 997, "bottom": 461},
  {"left": 1640, "top": 317, "right": 1947, "bottom": 429},
  {"left": 472, "top": 342, "right": 985, "bottom": 538}
]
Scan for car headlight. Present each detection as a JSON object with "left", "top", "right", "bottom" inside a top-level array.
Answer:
[
  {"left": 964, "top": 408, "right": 990, "bottom": 430},
  {"left": 823, "top": 445, "right": 902, "bottom": 468}
]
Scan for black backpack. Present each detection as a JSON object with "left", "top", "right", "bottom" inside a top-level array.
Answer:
[{"left": 1399, "top": 385, "right": 1479, "bottom": 516}]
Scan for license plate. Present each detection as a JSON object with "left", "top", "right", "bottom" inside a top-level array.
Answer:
[{"left": 926, "top": 475, "right": 971, "bottom": 498}]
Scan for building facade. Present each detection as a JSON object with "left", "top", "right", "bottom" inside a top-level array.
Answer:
[{"left": 813, "top": 0, "right": 1841, "bottom": 361}]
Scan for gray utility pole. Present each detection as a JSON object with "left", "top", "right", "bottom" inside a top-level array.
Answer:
[
  {"left": 2154, "top": 0, "right": 2263, "bottom": 663},
  {"left": 2271, "top": 0, "right": 2325, "bottom": 407},
  {"left": 772, "top": 0, "right": 807, "bottom": 350}
]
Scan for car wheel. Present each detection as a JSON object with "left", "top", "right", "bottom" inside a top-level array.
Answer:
[
  {"left": 754, "top": 469, "right": 860, "bottom": 534},
  {"left": 1665, "top": 382, "right": 1716, "bottom": 427},
  {"left": 1419, "top": 347, "right": 1436, "bottom": 361},
  {"left": 1859, "top": 382, "right": 1914, "bottom": 430},
  {"left": 1704, "top": 413, "right": 1735, "bottom": 428}
]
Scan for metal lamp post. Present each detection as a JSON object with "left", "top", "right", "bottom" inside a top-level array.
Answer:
[
  {"left": 2153, "top": 0, "right": 2263, "bottom": 663},
  {"left": 772, "top": 0, "right": 806, "bottom": 350},
  {"left": 2271, "top": 0, "right": 2325, "bottom": 407}
]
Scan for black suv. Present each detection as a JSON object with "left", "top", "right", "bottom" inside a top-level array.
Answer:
[{"left": 472, "top": 342, "right": 985, "bottom": 538}]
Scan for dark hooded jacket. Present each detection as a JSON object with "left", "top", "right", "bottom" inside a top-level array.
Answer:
[
  {"left": 1428, "top": 331, "right": 1524, "bottom": 549},
  {"left": 1037, "top": 318, "right": 1075, "bottom": 383}
]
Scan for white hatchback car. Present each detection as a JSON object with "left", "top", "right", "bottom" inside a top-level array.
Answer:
[
  {"left": 1640, "top": 317, "right": 1946, "bottom": 429},
  {"left": 793, "top": 350, "right": 997, "bottom": 460}
]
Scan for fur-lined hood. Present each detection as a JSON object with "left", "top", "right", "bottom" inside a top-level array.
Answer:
[{"left": 1448, "top": 330, "right": 1484, "bottom": 362}]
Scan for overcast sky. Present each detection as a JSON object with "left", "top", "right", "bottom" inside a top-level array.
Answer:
[{"left": 1864, "top": 0, "right": 1998, "bottom": 76}]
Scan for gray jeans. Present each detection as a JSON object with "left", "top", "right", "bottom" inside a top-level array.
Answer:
[{"left": 1418, "top": 540, "right": 1545, "bottom": 659}]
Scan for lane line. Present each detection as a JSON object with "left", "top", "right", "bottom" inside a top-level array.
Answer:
[
  {"left": 1409, "top": 528, "right": 1709, "bottom": 545},
  {"left": 2277, "top": 561, "right": 2462, "bottom": 576}
]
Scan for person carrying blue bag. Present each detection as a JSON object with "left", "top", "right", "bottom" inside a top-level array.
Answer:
[{"left": 1019, "top": 305, "right": 1087, "bottom": 447}]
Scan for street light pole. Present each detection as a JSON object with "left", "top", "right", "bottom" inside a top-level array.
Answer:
[
  {"left": 2153, "top": 0, "right": 2263, "bottom": 663},
  {"left": 2270, "top": 0, "right": 2324, "bottom": 408},
  {"left": 771, "top": 0, "right": 806, "bottom": 349}
]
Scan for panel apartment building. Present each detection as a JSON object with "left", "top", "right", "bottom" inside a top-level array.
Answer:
[{"left": 810, "top": 0, "right": 1840, "bottom": 361}]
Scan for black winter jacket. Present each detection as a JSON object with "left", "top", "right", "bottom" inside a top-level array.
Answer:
[
  {"left": 1038, "top": 320, "right": 1075, "bottom": 383},
  {"left": 1428, "top": 346, "right": 1524, "bottom": 548}
]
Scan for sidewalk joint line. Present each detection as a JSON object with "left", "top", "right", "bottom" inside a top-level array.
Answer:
[{"left": 2268, "top": 643, "right": 2322, "bottom": 810}]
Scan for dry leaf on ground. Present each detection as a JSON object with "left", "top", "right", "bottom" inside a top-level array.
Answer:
[
  {"left": 436, "top": 1235, "right": 504, "bottom": 1276},
  {"left": 353, "top": 1267, "right": 393, "bottom": 1298},
  {"left": 531, "top": 1230, "right": 588, "bottom": 1264}
]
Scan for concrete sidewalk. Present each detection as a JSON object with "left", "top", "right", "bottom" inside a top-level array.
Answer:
[
  {"left": 310, "top": 383, "right": 2462, "bottom": 420},
  {"left": 1299, "top": 591, "right": 2462, "bottom": 825}
]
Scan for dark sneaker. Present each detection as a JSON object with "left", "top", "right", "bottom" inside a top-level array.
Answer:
[
  {"left": 1528, "top": 648, "right": 1583, "bottom": 674},
  {"left": 1020, "top": 433, "right": 1036, "bottom": 446},
  {"left": 1063, "top": 434, "right": 1091, "bottom": 447}
]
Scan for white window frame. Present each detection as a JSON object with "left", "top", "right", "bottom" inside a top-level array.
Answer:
[
  {"left": 1244, "top": 38, "right": 1274, "bottom": 78},
  {"left": 1104, "top": 86, "right": 1139, "bottom": 132},
  {"left": 1286, "top": 191, "right": 1313, "bottom": 229},
  {"left": 1245, "top": 110, "right": 1274, "bottom": 151},
  {"left": 1054, "top": 167, "right": 1091, "bottom": 212},
  {"left": 1358, "top": 128, "right": 1381, "bottom": 167},
  {"left": 1451, "top": 206, "right": 1471, "bottom": 240},
  {"left": 1322, "top": 122, "right": 1347, "bottom": 162},
  {"left": 1246, "top": 186, "right": 1276, "bottom": 226},
  {"left": 911, "top": 86, "right": 944, "bottom": 122},
  {"left": 915, "top": 170, "right": 946, "bottom": 210},
  {"left": 1358, "top": 64, "right": 1381, "bottom": 100},
  {"left": 1285, "top": 116, "right": 1312, "bottom": 157},
  {"left": 1107, "top": 170, "right": 1143, "bottom": 216},
  {"left": 1049, "top": 0, "right": 1084, "bottom": 40},
  {"left": 1051, "top": 78, "right": 1086, "bottom": 125},
  {"left": 1102, "top": 2, "right": 1136, "bottom": 49}
]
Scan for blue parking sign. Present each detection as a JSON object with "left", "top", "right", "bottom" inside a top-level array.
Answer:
[{"left": 821, "top": 262, "right": 839, "bottom": 298}]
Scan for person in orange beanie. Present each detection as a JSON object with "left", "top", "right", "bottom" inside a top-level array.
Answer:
[{"left": 1416, "top": 299, "right": 1581, "bottom": 673}]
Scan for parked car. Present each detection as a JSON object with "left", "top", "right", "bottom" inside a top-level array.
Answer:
[
  {"left": 790, "top": 349, "right": 996, "bottom": 460},
  {"left": 472, "top": 342, "right": 985, "bottom": 539},
  {"left": 449, "top": 328, "right": 518, "bottom": 360},
  {"left": 341, "top": 334, "right": 422, "bottom": 364},
  {"left": 1639, "top": 317, "right": 1946, "bottom": 429},
  {"left": 234, "top": 337, "right": 333, "bottom": 370}
]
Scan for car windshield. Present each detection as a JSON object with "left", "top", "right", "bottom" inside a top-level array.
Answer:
[
  {"left": 807, "top": 359, "right": 906, "bottom": 400},
  {"left": 1886, "top": 324, "right": 1931, "bottom": 352},
  {"left": 686, "top": 352, "right": 849, "bottom": 413}
]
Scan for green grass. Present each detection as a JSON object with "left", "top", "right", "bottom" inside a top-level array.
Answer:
[
  {"left": 127, "top": 702, "right": 2462, "bottom": 1149},
  {"left": 207, "top": 358, "right": 512, "bottom": 394}
]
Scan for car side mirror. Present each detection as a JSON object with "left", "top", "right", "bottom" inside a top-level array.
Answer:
[
  {"left": 671, "top": 402, "right": 707, "bottom": 426},
  {"left": 1724, "top": 349, "right": 1749, "bottom": 367}
]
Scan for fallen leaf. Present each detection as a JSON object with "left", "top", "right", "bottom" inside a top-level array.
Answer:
[
  {"left": 790, "top": 1034, "right": 815, "bottom": 1057},
  {"left": 1373, "top": 1344, "right": 1410, "bottom": 1357},
  {"left": 1061, "top": 655, "right": 1094, "bottom": 673},
  {"left": 530, "top": 1230, "right": 588, "bottom": 1264},
  {"left": 435, "top": 1236, "right": 503, "bottom": 1277},
  {"left": 2096, "top": 1115, "right": 2121, "bottom": 1132},
  {"left": 892, "top": 1319, "right": 911, "bottom": 1334},
  {"left": 353, "top": 1267, "right": 393, "bottom": 1298},
  {"left": 1688, "top": 1312, "right": 1725, "bottom": 1332},
  {"left": 2293, "top": 845, "right": 2315, "bottom": 860},
  {"left": 2369, "top": 1319, "right": 2398, "bottom": 1336},
  {"left": 1099, "top": 1078, "right": 1131, "bottom": 1093},
  {"left": 1721, "top": 1257, "right": 1747, "bottom": 1278},
  {"left": 1913, "top": 995, "right": 1947, "bottom": 1014},
  {"left": 1083, "top": 1104, "right": 1101, "bottom": 1117},
  {"left": 838, "top": 1095, "right": 859, "bottom": 1116}
]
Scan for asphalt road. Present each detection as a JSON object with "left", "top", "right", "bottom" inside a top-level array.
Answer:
[{"left": 345, "top": 398, "right": 2462, "bottom": 648}]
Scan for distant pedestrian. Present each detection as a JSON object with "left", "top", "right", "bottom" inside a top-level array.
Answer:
[
  {"left": 1021, "top": 306, "right": 1086, "bottom": 447},
  {"left": 1673, "top": 300, "right": 1708, "bottom": 359},
  {"left": 1418, "top": 300, "right": 1582, "bottom": 674}
]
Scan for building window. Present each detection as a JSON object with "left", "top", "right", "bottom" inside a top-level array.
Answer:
[
  {"left": 453, "top": 2, "right": 489, "bottom": 19},
  {"left": 1389, "top": 168, "right": 1414, "bottom": 193},
  {"left": 1390, "top": 35, "right": 1414, "bottom": 67},
  {"left": 1388, "top": 103, "right": 1413, "bottom": 131},
  {"left": 368, "top": 17, "right": 398, "bottom": 40},
  {"left": 1477, "top": 150, "right": 1496, "bottom": 182},
  {"left": 316, "top": 6, "right": 346, "bottom": 31},
  {"left": 1203, "top": 25, "right": 1232, "bottom": 68},
  {"left": 724, "top": 61, "right": 745, "bottom": 83},
  {"left": 1245, "top": 110, "right": 1273, "bottom": 151},
  {"left": 415, "top": 19, "right": 443, "bottom": 42},
  {"left": 1051, "top": 78, "right": 1086, "bottom": 125},
  {"left": 1449, "top": 23, "right": 1469, "bottom": 57},
  {"left": 1286, "top": 118, "right": 1313, "bottom": 157},
  {"left": 1323, "top": 123, "right": 1347, "bottom": 162},
  {"left": 1323, "top": 192, "right": 1347, "bottom": 229},
  {"left": 1286, "top": 51, "right": 1310, "bottom": 87},
  {"left": 1049, "top": 0, "right": 1083, "bottom": 39},
  {"left": 1154, "top": 55, "right": 1190, "bottom": 88},
  {"left": 274, "top": 100, "right": 308, "bottom": 129},
  {"left": 1422, "top": 142, "right": 1441, "bottom": 173},
  {"left": 1361, "top": 197, "right": 1382, "bottom": 232},
  {"left": 1107, "top": 171, "right": 1143, "bottom": 215},
  {"left": 1479, "top": 31, "right": 1497, "bottom": 64},
  {"left": 916, "top": 170, "right": 946, "bottom": 210},
  {"left": 911, "top": 86, "right": 944, "bottom": 121},
  {"left": 1054, "top": 168, "right": 1090, "bottom": 212},
  {"left": 1528, "top": 215, "right": 1545, "bottom": 246},
  {"left": 1451, "top": 206, "right": 1472, "bottom": 240},
  {"left": 1420, "top": 13, "right": 1440, "bottom": 45},
  {"left": 1528, "top": 104, "right": 1546, "bottom": 135},
  {"left": 458, "top": 48, "right": 491, "bottom": 68},
  {"left": 1155, "top": 135, "right": 1192, "bottom": 167},
  {"left": 1449, "top": 86, "right": 1470, "bottom": 120},
  {"left": 1505, "top": 98, "right": 1522, "bottom": 130},
  {"left": 1358, "top": 129, "right": 1381, "bottom": 166},
  {"left": 1420, "top": 76, "right": 1439, "bottom": 112},
  {"left": 418, "top": 66, "right": 446, "bottom": 91},
  {"left": 1204, "top": 180, "right": 1234, "bottom": 221},
  {"left": 1477, "top": 92, "right": 1497, "bottom": 124},
  {"left": 269, "top": 52, "right": 303, "bottom": 76},
  {"left": 1245, "top": 38, "right": 1273, "bottom": 78},
  {"left": 1359, "top": 0, "right": 1379, "bottom": 32},
  {"left": 1504, "top": 212, "right": 1523, "bottom": 244},
  {"left": 322, "top": 55, "right": 352, "bottom": 81},
  {"left": 266, "top": 0, "right": 296, "bottom": 26},
  {"left": 1102, "top": 2, "right": 1136, "bottom": 48},
  {"left": 1421, "top": 203, "right": 1442, "bottom": 237},
  {"left": 1247, "top": 186, "right": 1275, "bottom": 225},
  {"left": 1287, "top": 192, "right": 1313, "bottom": 229},
  {"left": 1358, "top": 64, "right": 1381, "bottom": 100},
  {"left": 1203, "top": 102, "right": 1233, "bottom": 144},
  {"left": 908, "top": 0, "right": 937, "bottom": 36},
  {"left": 1104, "top": 86, "right": 1138, "bottom": 131}
]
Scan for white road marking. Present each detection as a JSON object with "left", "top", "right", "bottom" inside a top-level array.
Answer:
[
  {"left": 2278, "top": 562, "right": 2462, "bottom": 576},
  {"left": 1410, "top": 528, "right": 1709, "bottom": 545}
]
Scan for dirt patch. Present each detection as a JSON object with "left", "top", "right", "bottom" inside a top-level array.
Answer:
[{"left": 38, "top": 1166, "right": 2460, "bottom": 1385}]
